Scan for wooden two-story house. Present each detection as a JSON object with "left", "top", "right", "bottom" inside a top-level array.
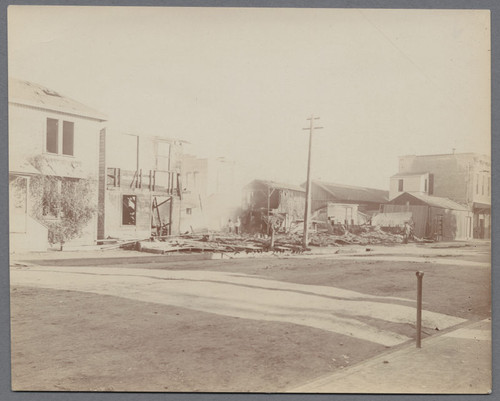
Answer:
[{"left": 9, "top": 78, "right": 107, "bottom": 251}]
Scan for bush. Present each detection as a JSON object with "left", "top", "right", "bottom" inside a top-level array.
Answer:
[{"left": 28, "top": 163, "right": 97, "bottom": 249}]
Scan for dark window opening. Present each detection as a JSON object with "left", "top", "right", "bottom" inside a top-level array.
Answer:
[
  {"left": 122, "top": 195, "right": 137, "bottom": 225},
  {"left": 46, "top": 118, "right": 58, "bottom": 153},
  {"left": 186, "top": 208, "right": 192, "bottom": 215},
  {"left": 428, "top": 174, "right": 434, "bottom": 195},
  {"left": 424, "top": 179, "right": 428, "bottom": 192},
  {"left": 62, "top": 121, "right": 74, "bottom": 156},
  {"left": 398, "top": 179, "right": 404, "bottom": 192}
]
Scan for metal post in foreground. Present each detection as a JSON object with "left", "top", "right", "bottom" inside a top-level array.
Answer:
[{"left": 416, "top": 271, "right": 424, "bottom": 348}]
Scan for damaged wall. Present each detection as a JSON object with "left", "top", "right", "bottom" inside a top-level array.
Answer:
[
  {"left": 99, "top": 131, "right": 183, "bottom": 240},
  {"left": 182, "top": 154, "right": 244, "bottom": 231}
]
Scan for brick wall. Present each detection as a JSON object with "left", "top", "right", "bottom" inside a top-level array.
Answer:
[{"left": 398, "top": 154, "right": 490, "bottom": 205}]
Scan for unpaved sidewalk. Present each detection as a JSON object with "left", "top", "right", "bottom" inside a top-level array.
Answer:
[{"left": 289, "top": 318, "right": 491, "bottom": 394}]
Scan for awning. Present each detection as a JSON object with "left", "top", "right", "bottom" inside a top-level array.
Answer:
[
  {"left": 9, "top": 160, "right": 41, "bottom": 176},
  {"left": 473, "top": 202, "right": 491, "bottom": 213},
  {"left": 32, "top": 157, "right": 88, "bottom": 179}
]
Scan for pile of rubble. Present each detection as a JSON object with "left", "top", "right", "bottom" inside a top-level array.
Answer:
[
  {"left": 137, "top": 233, "right": 304, "bottom": 255},
  {"left": 135, "top": 225, "right": 403, "bottom": 255},
  {"left": 308, "top": 226, "right": 403, "bottom": 247}
]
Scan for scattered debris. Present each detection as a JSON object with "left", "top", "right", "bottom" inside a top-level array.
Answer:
[
  {"left": 136, "top": 233, "right": 306, "bottom": 256},
  {"left": 99, "top": 224, "right": 407, "bottom": 256},
  {"left": 307, "top": 225, "right": 404, "bottom": 247},
  {"left": 94, "top": 237, "right": 149, "bottom": 251}
]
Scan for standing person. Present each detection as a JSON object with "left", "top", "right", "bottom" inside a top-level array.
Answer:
[
  {"left": 403, "top": 222, "right": 411, "bottom": 244},
  {"left": 235, "top": 216, "right": 241, "bottom": 235},
  {"left": 228, "top": 219, "right": 234, "bottom": 234}
]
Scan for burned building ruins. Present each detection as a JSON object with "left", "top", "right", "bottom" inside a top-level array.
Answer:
[
  {"left": 98, "top": 130, "right": 184, "bottom": 241},
  {"left": 242, "top": 179, "right": 306, "bottom": 234}
]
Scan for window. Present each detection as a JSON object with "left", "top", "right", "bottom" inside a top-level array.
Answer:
[
  {"left": 46, "top": 118, "right": 75, "bottom": 156},
  {"left": 46, "top": 118, "right": 59, "bottom": 153},
  {"left": 429, "top": 174, "right": 434, "bottom": 195},
  {"left": 398, "top": 179, "right": 404, "bottom": 192},
  {"left": 186, "top": 208, "right": 192, "bottom": 215},
  {"left": 122, "top": 195, "right": 136, "bottom": 225},
  {"left": 62, "top": 121, "right": 74, "bottom": 156},
  {"left": 424, "top": 179, "right": 428, "bottom": 193}
]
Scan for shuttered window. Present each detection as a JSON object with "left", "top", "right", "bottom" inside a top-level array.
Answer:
[
  {"left": 62, "top": 121, "right": 74, "bottom": 156},
  {"left": 46, "top": 118, "right": 75, "bottom": 156},
  {"left": 46, "top": 118, "right": 58, "bottom": 153}
]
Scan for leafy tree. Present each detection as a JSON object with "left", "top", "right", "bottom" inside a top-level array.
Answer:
[{"left": 28, "top": 156, "right": 97, "bottom": 250}]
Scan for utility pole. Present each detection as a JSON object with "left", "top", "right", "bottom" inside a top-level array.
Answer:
[{"left": 302, "top": 115, "right": 323, "bottom": 248}]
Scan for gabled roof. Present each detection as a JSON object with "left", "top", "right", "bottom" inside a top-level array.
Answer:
[
  {"left": 310, "top": 180, "right": 388, "bottom": 204},
  {"left": 245, "top": 179, "right": 305, "bottom": 193},
  {"left": 391, "top": 192, "right": 469, "bottom": 211},
  {"left": 8, "top": 78, "right": 107, "bottom": 121}
]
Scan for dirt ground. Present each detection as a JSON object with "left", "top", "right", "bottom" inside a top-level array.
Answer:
[
  {"left": 10, "top": 243, "right": 491, "bottom": 392},
  {"left": 11, "top": 286, "right": 387, "bottom": 392}
]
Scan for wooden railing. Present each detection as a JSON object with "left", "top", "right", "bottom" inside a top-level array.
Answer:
[{"left": 106, "top": 167, "right": 180, "bottom": 195}]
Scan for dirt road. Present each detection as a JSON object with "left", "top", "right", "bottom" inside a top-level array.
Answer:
[{"left": 10, "top": 242, "right": 491, "bottom": 392}]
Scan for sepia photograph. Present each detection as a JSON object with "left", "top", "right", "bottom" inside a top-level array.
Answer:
[{"left": 7, "top": 5, "right": 491, "bottom": 393}]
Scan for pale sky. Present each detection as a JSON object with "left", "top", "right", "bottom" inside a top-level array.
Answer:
[{"left": 8, "top": 6, "right": 491, "bottom": 190}]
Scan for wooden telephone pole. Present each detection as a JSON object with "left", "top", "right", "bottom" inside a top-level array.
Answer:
[{"left": 302, "top": 115, "right": 323, "bottom": 248}]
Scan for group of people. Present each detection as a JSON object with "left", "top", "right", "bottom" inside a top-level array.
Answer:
[{"left": 227, "top": 217, "right": 241, "bottom": 234}]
